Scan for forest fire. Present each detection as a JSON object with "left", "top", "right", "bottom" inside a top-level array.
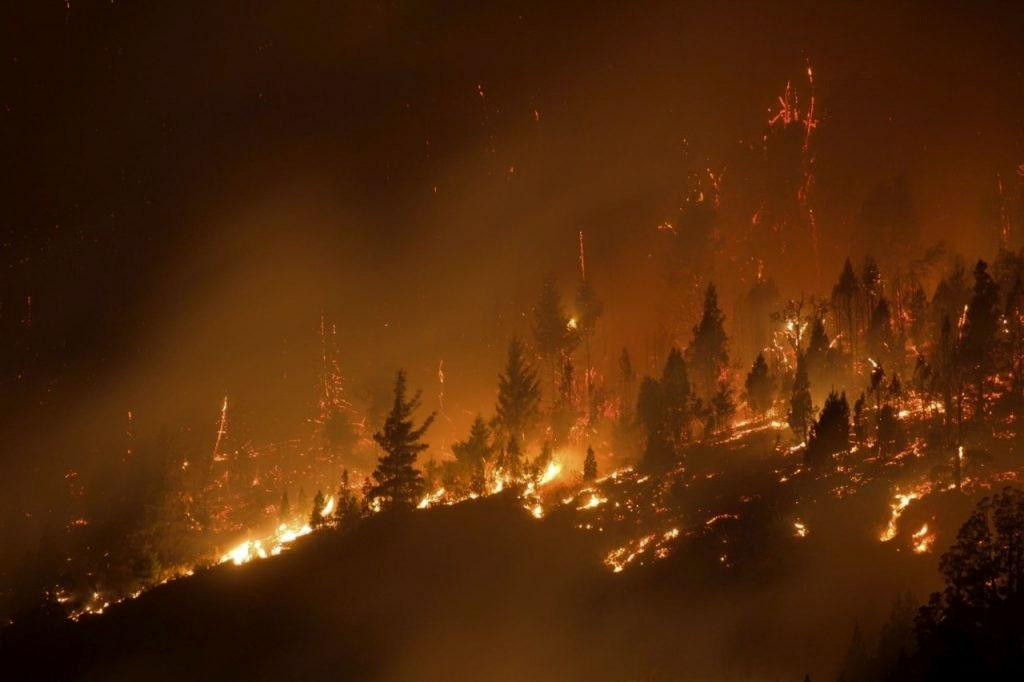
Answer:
[{"left": 4, "top": 3, "right": 1024, "bottom": 680}]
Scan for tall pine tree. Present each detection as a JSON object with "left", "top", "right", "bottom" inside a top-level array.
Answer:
[
  {"left": 367, "top": 370, "right": 435, "bottom": 511},
  {"left": 689, "top": 283, "right": 729, "bottom": 399},
  {"left": 494, "top": 336, "right": 542, "bottom": 449}
]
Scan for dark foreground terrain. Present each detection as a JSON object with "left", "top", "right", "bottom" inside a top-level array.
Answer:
[{"left": 2, "top": 472, "right": 949, "bottom": 682}]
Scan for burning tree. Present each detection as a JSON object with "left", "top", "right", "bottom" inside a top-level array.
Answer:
[{"left": 366, "top": 370, "right": 435, "bottom": 512}]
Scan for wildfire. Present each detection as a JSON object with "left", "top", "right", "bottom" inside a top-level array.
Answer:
[
  {"left": 911, "top": 524, "right": 935, "bottom": 554},
  {"left": 879, "top": 488, "right": 925, "bottom": 542},
  {"left": 220, "top": 522, "right": 313, "bottom": 566}
]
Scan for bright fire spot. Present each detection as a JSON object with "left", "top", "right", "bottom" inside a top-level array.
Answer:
[
  {"left": 578, "top": 493, "right": 606, "bottom": 510},
  {"left": 912, "top": 524, "right": 935, "bottom": 553},
  {"left": 531, "top": 503, "right": 544, "bottom": 519},
  {"left": 793, "top": 521, "right": 808, "bottom": 538},
  {"left": 538, "top": 460, "right": 562, "bottom": 486},
  {"left": 321, "top": 496, "right": 335, "bottom": 517},
  {"left": 566, "top": 317, "right": 578, "bottom": 331},
  {"left": 417, "top": 487, "right": 446, "bottom": 509},
  {"left": 879, "top": 490, "right": 922, "bottom": 542},
  {"left": 220, "top": 522, "right": 312, "bottom": 566}
]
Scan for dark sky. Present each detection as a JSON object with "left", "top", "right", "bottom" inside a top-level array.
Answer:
[{"left": 1, "top": 0, "right": 1023, "bottom": 530}]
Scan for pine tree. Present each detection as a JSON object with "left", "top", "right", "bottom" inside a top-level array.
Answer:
[
  {"left": 494, "top": 336, "right": 542, "bottom": 448},
  {"left": 804, "top": 316, "right": 835, "bottom": 399},
  {"left": 334, "top": 468, "right": 362, "bottom": 531},
  {"left": 583, "top": 446, "right": 597, "bottom": 482},
  {"left": 789, "top": 352, "right": 813, "bottom": 442},
  {"left": 533, "top": 274, "right": 574, "bottom": 378},
  {"left": 637, "top": 376, "right": 672, "bottom": 470},
  {"left": 959, "top": 259, "right": 1001, "bottom": 414},
  {"left": 451, "top": 415, "right": 492, "bottom": 494},
  {"left": 661, "top": 347, "right": 692, "bottom": 449},
  {"left": 688, "top": 283, "right": 729, "bottom": 399},
  {"left": 498, "top": 435, "right": 524, "bottom": 479},
  {"left": 744, "top": 352, "right": 775, "bottom": 417},
  {"left": 551, "top": 355, "right": 575, "bottom": 446},
  {"left": 867, "top": 296, "right": 893, "bottom": 363},
  {"left": 831, "top": 257, "right": 861, "bottom": 361},
  {"left": 805, "top": 390, "right": 849, "bottom": 468},
  {"left": 310, "top": 490, "right": 326, "bottom": 529},
  {"left": 710, "top": 380, "right": 736, "bottom": 435},
  {"left": 838, "top": 624, "right": 870, "bottom": 682},
  {"left": 367, "top": 370, "right": 435, "bottom": 512}
]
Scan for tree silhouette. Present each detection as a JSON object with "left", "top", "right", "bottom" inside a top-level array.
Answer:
[
  {"left": 451, "top": 416, "right": 493, "bottom": 494},
  {"left": 661, "top": 347, "right": 692, "bottom": 450},
  {"left": 710, "top": 380, "right": 736, "bottom": 435},
  {"left": 867, "top": 297, "right": 893, "bottom": 363},
  {"left": 959, "top": 259, "right": 1001, "bottom": 414},
  {"left": 367, "top": 370, "right": 435, "bottom": 512},
  {"left": 789, "top": 352, "right": 813, "bottom": 442},
  {"left": 913, "top": 487, "right": 1024, "bottom": 679},
  {"left": 831, "top": 257, "right": 861, "bottom": 362},
  {"left": 583, "top": 446, "right": 597, "bottom": 482},
  {"left": 805, "top": 390, "right": 849, "bottom": 468},
  {"left": 310, "top": 490, "right": 326, "bottom": 529},
  {"left": 689, "top": 283, "right": 729, "bottom": 399},
  {"left": 533, "top": 274, "right": 574, "bottom": 381},
  {"left": 494, "top": 336, "right": 542, "bottom": 449},
  {"left": 637, "top": 376, "right": 672, "bottom": 470},
  {"left": 333, "top": 469, "right": 362, "bottom": 531},
  {"left": 744, "top": 352, "right": 775, "bottom": 417}
]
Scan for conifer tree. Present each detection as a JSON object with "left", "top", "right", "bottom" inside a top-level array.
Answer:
[
  {"left": 334, "top": 468, "right": 362, "bottom": 531},
  {"left": 689, "top": 283, "right": 729, "bottom": 399},
  {"left": 451, "top": 415, "right": 492, "bottom": 494},
  {"left": 661, "top": 347, "right": 692, "bottom": 449},
  {"left": 533, "top": 274, "right": 574, "bottom": 380},
  {"left": 744, "top": 352, "right": 775, "bottom": 417},
  {"left": 583, "top": 446, "right": 597, "bottom": 482},
  {"left": 867, "top": 297, "right": 893, "bottom": 363},
  {"left": 831, "top": 257, "right": 861, "bottom": 361},
  {"left": 551, "top": 355, "right": 575, "bottom": 446},
  {"left": 494, "top": 336, "right": 542, "bottom": 448},
  {"left": 789, "top": 352, "right": 813, "bottom": 442},
  {"left": 367, "top": 370, "right": 435, "bottom": 512},
  {"left": 637, "top": 377, "right": 672, "bottom": 470},
  {"left": 310, "top": 490, "right": 326, "bottom": 529},
  {"left": 710, "top": 380, "right": 736, "bottom": 435},
  {"left": 805, "top": 390, "right": 849, "bottom": 467},
  {"left": 959, "top": 259, "right": 1001, "bottom": 413}
]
